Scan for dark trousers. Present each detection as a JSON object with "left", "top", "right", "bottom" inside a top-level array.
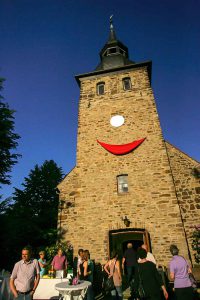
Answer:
[
  {"left": 175, "top": 286, "right": 193, "bottom": 300},
  {"left": 127, "top": 266, "right": 137, "bottom": 298},
  {"left": 126, "top": 266, "right": 135, "bottom": 283},
  {"left": 86, "top": 284, "right": 94, "bottom": 300}
]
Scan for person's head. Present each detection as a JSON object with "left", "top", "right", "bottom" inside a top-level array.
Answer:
[
  {"left": 110, "top": 250, "right": 118, "bottom": 260},
  {"left": 39, "top": 251, "right": 45, "bottom": 259},
  {"left": 78, "top": 248, "right": 84, "bottom": 258},
  {"left": 137, "top": 247, "right": 147, "bottom": 260},
  {"left": 170, "top": 244, "right": 179, "bottom": 256},
  {"left": 57, "top": 248, "right": 63, "bottom": 256},
  {"left": 84, "top": 250, "right": 90, "bottom": 260},
  {"left": 127, "top": 243, "right": 133, "bottom": 249},
  {"left": 22, "top": 246, "right": 32, "bottom": 262},
  {"left": 141, "top": 244, "right": 148, "bottom": 251}
]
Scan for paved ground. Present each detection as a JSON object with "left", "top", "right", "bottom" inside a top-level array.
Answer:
[{"left": 96, "top": 287, "right": 200, "bottom": 300}]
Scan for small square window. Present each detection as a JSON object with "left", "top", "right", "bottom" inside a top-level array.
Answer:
[
  {"left": 117, "top": 174, "right": 128, "bottom": 194},
  {"left": 122, "top": 77, "right": 132, "bottom": 90},
  {"left": 97, "top": 82, "right": 105, "bottom": 95},
  {"left": 108, "top": 47, "right": 117, "bottom": 54}
]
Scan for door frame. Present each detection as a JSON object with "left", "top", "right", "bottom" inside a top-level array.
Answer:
[{"left": 108, "top": 227, "right": 151, "bottom": 259}]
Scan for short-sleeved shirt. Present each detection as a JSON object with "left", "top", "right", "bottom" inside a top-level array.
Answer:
[
  {"left": 51, "top": 255, "right": 68, "bottom": 271},
  {"left": 138, "top": 252, "right": 157, "bottom": 265},
  {"left": 38, "top": 258, "right": 47, "bottom": 277},
  {"left": 11, "top": 259, "right": 40, "bottom": 292},
  {"left": 123, "top": 248, "right": 137, "bottom": 267},
  {"left": 169, "top": 255, "right": 191, "bottom": 288}
]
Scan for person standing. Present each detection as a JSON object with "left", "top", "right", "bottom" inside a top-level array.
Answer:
[
  {"left": 138, "top": 244, "right": 156, "bottom": 265},
  {"left": 104, "top": 251, "right": 123, "bottom": 300},
  {"left": 73, "top": 248, "right": 84, "bottom": 278},
  {"left": 38, "top": 251, "right": 47, "bottom": 277},
  {"left": 51, "top": 248, "right": 68, "bottom": 278},
  {"left": 169, "top": 244, "right": 193, "bottom": 300},
  {"left": 10, "top": 246, "right": 40, "bottom": 299},
  {"left": 136, "top": 247, "right": 168, "bottom": 300},
  {"left": 122, "top": 242, "right": 137, "bottom": 298},
  {"left": 84, "top": 250, "right": 94, "bottom": 283},
  {"left": 79, "top": 250, "right": 94, "bottom": 300}
]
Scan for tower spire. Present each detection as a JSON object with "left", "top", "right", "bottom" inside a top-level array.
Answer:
[
  {"left": 110, "top": 15, "right": 113, "bottom": 29},
  {"left": 95, "top": 17, "right": 135, "bottom": 71},
  {"left": 109, "top": 15, "right": 117, "bottom": 41}
]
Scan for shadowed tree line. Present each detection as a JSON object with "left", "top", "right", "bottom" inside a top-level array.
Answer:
[
  {"left": 0, "top": 77, "right": 64, "bottom": 270},
  {"left": 0, "top": 77, "right": 21, "bottom": 187},
  {"left": 0, "top": 160, "right": 63, "bottom": 271}
]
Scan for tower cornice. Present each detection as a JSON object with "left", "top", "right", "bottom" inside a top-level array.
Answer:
[{"left": 75, "top": 60, "right": 152, "bottom": 86}]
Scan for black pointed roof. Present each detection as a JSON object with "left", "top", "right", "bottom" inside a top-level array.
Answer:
[
  {"left": 95, "top": 17, "right": 134, "bottom": 71},
  {"left": 75, "top": 18, "right": 152, "bottom": 85}
]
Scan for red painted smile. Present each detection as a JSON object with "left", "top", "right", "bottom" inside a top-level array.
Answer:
[{"left": 97, "top": 138, "right": 146, "bottom": 155}]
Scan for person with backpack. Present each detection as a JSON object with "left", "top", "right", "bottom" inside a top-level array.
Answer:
[{"left": 104, "top": 251, "right": 123, "bottom": 300}]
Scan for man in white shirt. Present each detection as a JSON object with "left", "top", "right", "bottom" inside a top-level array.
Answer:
[
  {"left": 138, "top": 244, "right": 157, "bottom": 265},
  {"left": 10, "top": 246, "right": 40, "bottom": 299}
]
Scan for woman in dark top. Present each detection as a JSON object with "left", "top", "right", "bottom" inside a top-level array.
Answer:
[
  {"left": 78, "top": 250, "right": 92, "bottom": 280},
  {"left": 136, "top": 248, "right": 168, "bottom": 300},
  {"left": 78, "top": 251, "right": 94, "bottom": 300}
]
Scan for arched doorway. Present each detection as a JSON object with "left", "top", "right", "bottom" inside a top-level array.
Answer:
[{"left": 109, "top": 228, "right": 151, "bottom": 259}]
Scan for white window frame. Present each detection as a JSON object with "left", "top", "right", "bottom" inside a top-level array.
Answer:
[
  {"left": 122, "top": 77, "right": 132, "bottom": 90},
  {"left": 97, "top": 82, "right": 105, "bottom": 95},
  {"left": 117, "top": 174, "right": 128, "bottom": 194}
]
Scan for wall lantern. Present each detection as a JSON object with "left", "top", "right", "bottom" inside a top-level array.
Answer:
[{"left": 122, "top": 216, "right": 131, "bottom": 227}]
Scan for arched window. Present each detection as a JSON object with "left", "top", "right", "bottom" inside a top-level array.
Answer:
[
  {"left": 97, "top": 82, "right": 105, "bottom": 95},
  {"left": 122, "top": 77, "right": 132, "bottom": 90},
  {"left": 117, "top": 174, "right": 128, "bottom": 194}
]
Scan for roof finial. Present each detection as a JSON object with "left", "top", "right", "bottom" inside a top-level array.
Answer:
[
  {"left": 108, "top": 15, "right": 116, "bottom": 41},
  {"left": 110, "top": 15, "right": 114, "bottom": 30}
]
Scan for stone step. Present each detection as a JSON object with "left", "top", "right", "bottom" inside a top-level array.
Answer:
[{"left": 123, "top": 287, "right": 131, "bottom": 299}]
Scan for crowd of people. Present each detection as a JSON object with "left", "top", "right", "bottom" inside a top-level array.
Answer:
[
  {"left": 103, "top": 243, "right": 197, "bottom": 300},
  {"left": 8, "top": 243, "right": 197, "bottom": 300}
]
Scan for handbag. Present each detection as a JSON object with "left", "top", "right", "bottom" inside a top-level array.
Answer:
[
  {"left": 182, "top": 257, "right": 198, "bottom": 289},
  {"left": 137, "top": 266, "right": 146, "bottom": 299},
  {"left": 189, "top": 273, "right": 197, "bottom": 289},
  {"left": 104, "top": 276, "right": 115, "bottom": 292},
  {"left": 104, "top": 259, "right": 117, "bottom": 292}
]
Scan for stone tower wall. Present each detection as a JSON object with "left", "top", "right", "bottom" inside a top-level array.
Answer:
[
  {"left": 58, "top": 66, "right": 190, "bottom": 266},
  {"left": 166, "top": 142, "right": 200, "bottom": 264}
]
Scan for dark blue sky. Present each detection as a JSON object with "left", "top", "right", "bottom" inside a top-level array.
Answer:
[{"left": 0, "top": 0, "right": 199, "bottom": 198}]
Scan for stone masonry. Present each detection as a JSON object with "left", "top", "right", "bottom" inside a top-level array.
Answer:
[
  {"left": 166, "top": 142, "right": 200, "bottom": 264},
  {"left": 57, "top": 64, "right": 197, "bottom": 267}
]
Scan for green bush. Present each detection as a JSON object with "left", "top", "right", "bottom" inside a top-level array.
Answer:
[{"left": 192, "top": 225, "right": 200, "bottom": 264}]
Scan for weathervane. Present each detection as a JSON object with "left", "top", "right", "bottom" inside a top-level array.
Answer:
[{"left": 110, "top": 14, "right": 114, "bottom": 29}]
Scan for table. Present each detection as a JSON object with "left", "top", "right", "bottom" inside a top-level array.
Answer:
[
  {"left": 55, "top": 281, "right": 91, "bottom": 300},
  {"left": 33, "top": 278, "right": 69, "bottom": 299},
  {"left": 0, "top": 276, "right": 12, "bottom": 300},
  {"left": 0, "top": 277, "right": 69, "bottom": 300}
]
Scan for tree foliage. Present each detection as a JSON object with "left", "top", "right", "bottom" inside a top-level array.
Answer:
[
  {"left": 192, "top": 224, "right": 200, "bottom": 264},
  {"left": 0, "top": 160, "right": 63, "bottom": 270},
  {"left": 0, "top": 78, "right": 21, "bottom": 186}
]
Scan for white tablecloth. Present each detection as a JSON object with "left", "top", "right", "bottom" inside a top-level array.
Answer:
[
  {"left": 0, "top": 277, "right": 69, "bottom": 300},
  {"left": 55, "top": 281, "right": 91, "bottom": 300},
  {"left": 0, "top": 277, "right": 12, "bottom": 300},
  {"left": 33, "top": 278, "right": 69, "bottom": 299}
]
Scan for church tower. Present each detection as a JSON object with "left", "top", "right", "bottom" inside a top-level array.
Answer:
[{"left": 58, "top": 19, "right": 194, "bottom": 266}]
